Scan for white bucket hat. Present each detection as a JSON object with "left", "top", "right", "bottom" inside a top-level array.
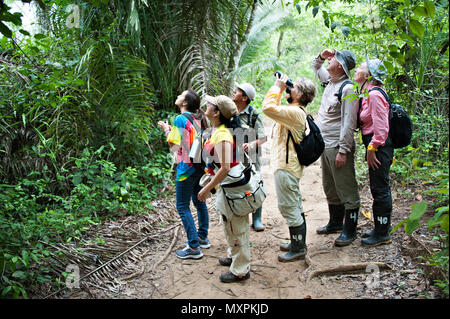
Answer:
[{"left": 235, "top": 83, "right": 256, "bottom": 101}]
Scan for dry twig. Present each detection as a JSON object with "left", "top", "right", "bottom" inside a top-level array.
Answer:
[{"left": 151, "top": 226, "right": 180, "bottom": 273}]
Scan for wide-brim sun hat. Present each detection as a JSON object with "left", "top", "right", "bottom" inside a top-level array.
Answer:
[
  {"left": 235, "top": 83, "right": 256, "bottom": 101},
  {"left": 205, "top": 95, "right": 237, "bottom": 120},
  {"left": 366, "top": 55, "right": 387, "bottom": 84},
  {"left": 335, "top": 50, "right": 356, "bottom": 78}
]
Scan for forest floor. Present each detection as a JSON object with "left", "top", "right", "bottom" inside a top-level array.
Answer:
[{"left": 50, "top": 116, "right": 444, "bottom": 300}]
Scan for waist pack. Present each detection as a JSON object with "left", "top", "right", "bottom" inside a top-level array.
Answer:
[
  {"left": 218, "top": 163, "right": 266, "bottom": 217},
  {"left": 286, "top": 114, "right": 325, "bottom": 166},
  {"left": 360, "top": 87, "right": 412, "bottom": 149}
]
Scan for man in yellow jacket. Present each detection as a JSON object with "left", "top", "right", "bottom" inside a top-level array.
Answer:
[{"left": 262, "top": 73, "right": 316, "bottom": 262}]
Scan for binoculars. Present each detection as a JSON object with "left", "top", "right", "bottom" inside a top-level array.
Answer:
[{"left": 274, "top": 71, "right": 293, "bottom": 88}]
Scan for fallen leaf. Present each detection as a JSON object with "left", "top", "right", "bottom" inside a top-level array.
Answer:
[{"left": 362, "top": 209, "right": 371, "bottom": 219}]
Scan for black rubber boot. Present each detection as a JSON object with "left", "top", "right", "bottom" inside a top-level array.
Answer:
[
  {"left": 278, "top": 223, "right": 307, "bottom": 262},
  {"left": 280, "top": 213, "right": 305, "bottom": 251},
  {"left": 279, "top": 242, "right": 290, "bottom": 252},
  {"left": 334, "top": 208, "right": 359, "bottom": 247},
  {"left": 362, "top": 213, "right": 392, "bottom": 246},
  {"left": 362, "top": 226, "right": 392, "bottom": 238},
  {"left": 316, "top": 204, "right": 345, "bottom": 234}
]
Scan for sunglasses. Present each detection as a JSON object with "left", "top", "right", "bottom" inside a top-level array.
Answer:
[{"left": 286, "top": 87, "right": 292, "bottom": 94}]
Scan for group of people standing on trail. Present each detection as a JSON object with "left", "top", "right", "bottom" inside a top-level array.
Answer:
[{"left": 158, "top": 47, "right": 394, "bottom": 284}]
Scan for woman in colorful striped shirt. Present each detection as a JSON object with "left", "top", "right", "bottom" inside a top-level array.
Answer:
[{"left": 158, "top": 89, "right": 210, "bottom": 259}]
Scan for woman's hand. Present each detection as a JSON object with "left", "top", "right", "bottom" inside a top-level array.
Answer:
[
  {"left": 275, "top": 73, "right": 288, "bottom": 91},
  {"left": 197, "top": 187, "right": 210, "bottom": 202},
  {"left": 158, "top": 120, "right": 171, "bottom": 132},
  {"left": 367, "top": 149, "right": 381, "bottom": 170}
]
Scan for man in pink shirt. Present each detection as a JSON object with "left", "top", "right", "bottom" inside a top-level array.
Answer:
[{"left": 354, "top": 58, "right": 393, "bottom": 246}]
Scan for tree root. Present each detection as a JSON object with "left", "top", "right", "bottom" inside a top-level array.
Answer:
[
  {"left": 301, "top": 249, "right": 391, "bottom": 282},
  {"left": 305, "top": 262, "right": 392, "bottom": 283}
]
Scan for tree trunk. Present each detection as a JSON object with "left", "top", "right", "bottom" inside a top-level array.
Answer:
[
  {"left": 277, "top": 30, "right": 284, "bottom": 58},
  {"left": 225, "top": 0, "right": 258, "bottom": 94}
]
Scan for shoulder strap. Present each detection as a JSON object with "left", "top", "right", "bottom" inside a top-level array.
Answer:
[
  {"left": 369, "top": 87, "right": 391, "bottom": 105},
  {"left": 182, "top": 112, "right": 201, "bottom": 132},
  {"left": 335, "top": 79, "right": 354, "bottom": 103},
  {"left": 182, "top": 113, "right": 204, "bottom": 162},
  {"left": 286, "top": 130, "right": 293, "bottom": 164},
  {"left": 286, "top": 109, "right": 310, "bottom": 164},
  {"left": 247, "top": 105, "right": 259, "bottom": 128},
  {"left": 247, "top": 105, "right": 254, "bottom": 126}
]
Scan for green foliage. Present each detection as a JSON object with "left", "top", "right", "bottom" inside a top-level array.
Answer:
[
  {"left": 391, "top": 154, "right": 449, "bottom": 296},
  {"left": 0, "top": 143, "right": 172, "bottom": 298},
  {"left": 1, "top": 0, "right": 448, "bottom": 298}
]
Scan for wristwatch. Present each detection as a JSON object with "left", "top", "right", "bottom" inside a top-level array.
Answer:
[{"left": 368, "top": 145, "right": 378, "bottom": 152}]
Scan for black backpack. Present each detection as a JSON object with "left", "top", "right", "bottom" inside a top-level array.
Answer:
[
  {"left": 286, "top": 113, "right": 325, "bottom": 166},
  {"left": 360, "top": 87, "right": 412, "bottom": 149}
]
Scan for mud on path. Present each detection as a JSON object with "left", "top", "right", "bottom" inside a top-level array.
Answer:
[{"left": 111, "top": 116, "right": 413, "bottom": 300}]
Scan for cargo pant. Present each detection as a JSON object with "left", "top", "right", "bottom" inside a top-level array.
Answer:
[
  {"left": 274, "top": 169, "right": 305, "bottom": 227},
  {"left": 321, "top": 147, "right": 360, "bottom": 210},
  {"left": 216, "top": 187, "right": 251, "bottom": 277}
]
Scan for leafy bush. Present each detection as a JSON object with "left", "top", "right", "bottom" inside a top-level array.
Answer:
[{"left": 0, "top": 142, "right": 173, "bottom": 298}]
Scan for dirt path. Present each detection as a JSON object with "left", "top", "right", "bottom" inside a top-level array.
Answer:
[
  {"left": 47, "top": 117, "right": 440, "bottom": 300},
  {"left": 116, "top": 117, "right": 385, "bottom": 299}
]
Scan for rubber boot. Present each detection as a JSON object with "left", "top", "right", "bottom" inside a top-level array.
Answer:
[
  {"left": 334, "top": 208, "right": 359, "bottom": 247},
  {"left": 316, "top": 204, "right": 345, "bottom": 234},
  {"left": 280, "top": 213, "right": 306, "bottom": 251},
  {"left": 278, "top": 223, "right": 307, "bottom": 262},
  {"left": 279, "top": 242, "right": 290, "bottom": 252},
  {"left": 362, "top": 213, "right": 392, "bottom": 246},
  {"left": 252, "top": 207, "right": 265, "bottom": 232},
  {"left": 362, "top": 226, "right": 392, "bottom": 238}
]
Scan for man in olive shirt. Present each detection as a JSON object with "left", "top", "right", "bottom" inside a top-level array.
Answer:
[
  {"left": 232, "top": 83, "right": 267, "bottom": 231},
  {"left": 312, "top": 49, "right": 361, "bottom": 247}
]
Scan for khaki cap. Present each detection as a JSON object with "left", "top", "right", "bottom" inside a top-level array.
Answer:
[{"left": 205, "top": 95, "right": 237, "bottom": 120}]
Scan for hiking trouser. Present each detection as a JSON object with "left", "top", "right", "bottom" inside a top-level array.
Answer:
[
  {"left": 274, "top": 169, "right": 305, "bottom": 228},
  {"left": 321, "top": 146, "right": 360, "bottom": 210},
  {"left": 362, "top": 134, "right": 394, "bottom": 217},
  {"left": 176, "top": 169, "right": 209, "bottom": 249},
  {"left": 222, "top": 214, "right": 251, "bottom": 277}
]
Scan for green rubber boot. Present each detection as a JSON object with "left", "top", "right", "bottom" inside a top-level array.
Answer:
[{"left": 252, "top": 207, "right": 265, "bottom": 232}]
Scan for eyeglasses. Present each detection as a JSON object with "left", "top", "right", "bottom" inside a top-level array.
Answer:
[{"left": 286, "top": 87, "right": 291, "bottom": 94}]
